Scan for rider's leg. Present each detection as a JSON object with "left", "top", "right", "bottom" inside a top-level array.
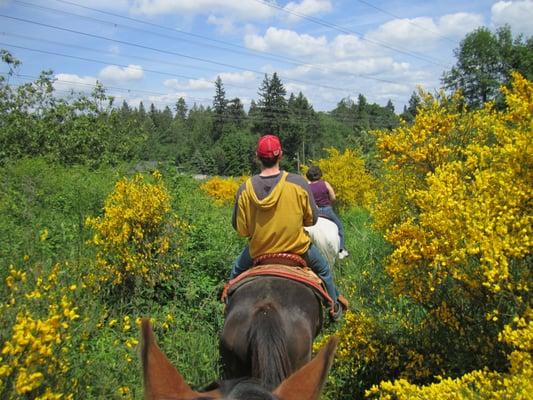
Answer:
[
  {"left": 230, "top": 245, "right": 253, "bottom": 278},
  {"left": 302, "top": 243, "right": 339, "bottom": 302}
]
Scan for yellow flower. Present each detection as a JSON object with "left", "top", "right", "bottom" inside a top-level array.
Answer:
[{"left": 39, "top": 228, "right": 49, "bottom": 242}]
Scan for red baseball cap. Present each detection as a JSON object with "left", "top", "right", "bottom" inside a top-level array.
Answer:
[{"left": 256, "top": 134, "right": 282, "bottom": 158}]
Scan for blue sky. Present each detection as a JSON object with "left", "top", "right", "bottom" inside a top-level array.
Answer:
[{"left": 1, "top": 0, "right": 532, "bottom": 112}]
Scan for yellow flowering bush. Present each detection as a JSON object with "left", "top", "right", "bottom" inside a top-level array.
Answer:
[
  {"left": 86, "top": 171, "right": 183, "bottom": 290},
  {"left": 305, "top": 147, "right": 376, "bottom": 209},
  {"left": 371, "top": 90, "right": 471, "bottom": 232},
  {"left": 315, "top": 310, "right": 445, "bottom": 398},
  {"left": 366, "top": 308, "right": 533, "bottom": 399},
  {"left": 366, "top": 73, "right": 532, "bottom": 387},
  {"left": 200, "top": 175, "right": 247, "bottom": 206},
  {"left": 0, "top": 263, "right": 80, "bottom": 399},
  {"left": 382, "top": 73, "right": 531, "bottom": 303}
]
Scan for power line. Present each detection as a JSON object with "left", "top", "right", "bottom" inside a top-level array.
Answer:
[
  {"left": 32, "top": 0, "right": 442, "bottom": 87},
  {"left": 5, "top": 32, "right": 410, "bottom": 111},
  {"left": 1, "top": 42, "right": 360, "bottom": 110},
  {"left": 251, "top": 0, "right": 449, "bottom": 68},
  {"left": 0, "top": 41, "right": 259, "bottom": 92},
  {"left": 0, "top": 14, "right": 405, "bottom": 90},
  {"left": 46, "top": 0, "right": 448, "bottom": 76},
  {"left": 13, "top": 0, "right": 407, "bottom": 87},
  {"left": 13, "top": 0, "right": 305, "bottom": 68},
  {"left": 2, "top": 31, "right": 241, "bottom": 78},
  {"left": 46, "top": 0, "right": 314, "bottom": 67}
]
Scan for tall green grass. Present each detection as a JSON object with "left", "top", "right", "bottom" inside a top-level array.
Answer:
[{"left": 0, "top": 159, "right": 417, "bottom": 399}]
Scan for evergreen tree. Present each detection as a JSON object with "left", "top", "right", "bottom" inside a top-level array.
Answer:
[
  {"left": 174, "top": 97, "right": 188, "bottom": 121},
  {"left": 401, "top": 91, "right": 421, "bottom": 123},
  {"left": 138, "top": 101, "right": 147, "bottom": 120},
  {"left": 218, "top": 130, "right": 256, "bottom": 175},
  {"left": 254, "top": 73, "right": 288, "bottom": 136},
  {"left": 330, "top": 97, "right": 357, "bottom": 130},
  {"left": 212, "top": 76, "right": 227, "bottom": 141},
  {"left": 248, "top": 99, "right": 259, "bottom": 122},
  {"left": 119, "top": 100, "right": 131, "bottom": 118},
  {"left": 385, "top": 99, "right": 395, "bottom": 113},
  {"left": 355, "top": 94, "right": 370, "bottom": 131},
  {"left": 227, "top": 97, "right": 246, "bottom": 128},
  {"left": 286, "top": 92, "right": 319, "bottom": 167},
  {"left": 158, "top": 106, "right": 174, "bottom": 145}
]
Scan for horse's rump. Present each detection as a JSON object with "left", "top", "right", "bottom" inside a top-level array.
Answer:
[
  {"left": 305, "top": 217, "right": 340, "bottom": 267},
  {"left": 221, "top": 263, "right": 334, "bottom": 313},
  {"left": 220, "top": 275, "right": 322, "bottom": 389}
]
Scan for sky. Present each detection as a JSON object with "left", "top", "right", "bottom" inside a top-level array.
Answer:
[{"left": 0, "top": 0, "right": 532, "bottom": 112}]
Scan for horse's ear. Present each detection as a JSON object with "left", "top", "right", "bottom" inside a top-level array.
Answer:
[
  {"left": 141, "top": 318, "right": 219, "bottom": 400},
  {"left": 273, "top": 336, "right": 338, "bottom": 400}
]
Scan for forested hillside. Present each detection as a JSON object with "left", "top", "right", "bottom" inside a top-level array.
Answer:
[{"left": 1, "top": 51, "right": 398, "bottom": 176}]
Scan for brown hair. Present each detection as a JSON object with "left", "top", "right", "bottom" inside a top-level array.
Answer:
[{"left": 306, "top": 165, "right": 322, "bottom": 181}]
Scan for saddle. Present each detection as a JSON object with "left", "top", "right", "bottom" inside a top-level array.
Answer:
[{"left": 221, "top": 253, "right": 336, "bottom": 315}]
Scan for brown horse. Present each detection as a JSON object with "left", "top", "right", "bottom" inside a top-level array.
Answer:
[
  {"left": 219, "top": 275, "right": 324, "bottom": 390},
  {"left": 141, "top": 318, "right": 338, "bottom": 400}
]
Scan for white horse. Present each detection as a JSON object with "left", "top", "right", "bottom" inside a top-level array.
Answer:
[{"left": 305, "top": 217, "right": 340, "bottom": 268}]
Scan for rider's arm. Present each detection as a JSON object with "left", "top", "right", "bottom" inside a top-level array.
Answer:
[
  {"left": 325, "top": 181, "right": 336, "bottom": 202},
  {"left": 232, "top": 183, "right": 249, "bottom": 236}
]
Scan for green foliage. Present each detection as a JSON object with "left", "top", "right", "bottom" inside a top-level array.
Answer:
[
  {"left": 0, "top": 162, "right": 232, "bottom": 399},
  {"left": 0, "top": 158, "right": 122, "bottom": 269},
  {"left": 442, "top": 25, "right": 533, "bottom": 108},
  {"left": 0, "top": 69, "right": 146, "bottom": 167}
]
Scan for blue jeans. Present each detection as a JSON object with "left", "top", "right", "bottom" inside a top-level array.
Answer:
[
  {"left": 318, "top": 206, "right": 345, "bottom": 250},
  {"left": 230, "top": 243, "right": 339, "bottom": 302}
]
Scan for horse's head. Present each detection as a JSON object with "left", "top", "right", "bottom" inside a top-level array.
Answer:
[{"left": 141, "top": 318, "right": 338, "bottom": 400}]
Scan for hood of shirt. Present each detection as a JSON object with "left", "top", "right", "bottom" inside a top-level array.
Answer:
[{"left": 245, "top": 171, "right": 288, "bottom": 210}]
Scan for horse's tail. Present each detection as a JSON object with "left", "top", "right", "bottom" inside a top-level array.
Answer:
[{"left": 248, "top": 302, "right": 291, "bottom": 390}]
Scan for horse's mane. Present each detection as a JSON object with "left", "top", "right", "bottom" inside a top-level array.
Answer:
[{"left": 248, "top": 302, "right": 291, "bottom": 390}]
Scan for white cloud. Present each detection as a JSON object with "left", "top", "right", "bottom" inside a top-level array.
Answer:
[
  {"left": 218, "top": 71, "right": 258, "bottom": 85},
  {"left": 367, "top": 12, "right": 483, "bottom": 51},
  {"left": 164, "top": 78, "right": 213, "bottom": 91},
  {"left": 331, "top": 34, "right": 378, "bottom": 59},
  {"left": 98, "top": 64, "right": 144, "bottom": 83},
  {"left": 165, "top": 72, "right": 257, "bottom": 92},
  {"left": 245, "top": 27, "right": 328, "bottom": 57},
  {"left": 130, "top": 0, "right": 275, "bottom": 19},
  {"left": 284, "top": 0, "right": 332, "bottom": 22},
  {"left": 285, "top": 82, "right": 308, "bottom": 94},
  {"left": 329, "top": 58, "right": 410, "bottom": 76},
  {"left": 54, "top": 73, "right": 98, "bottom": 92},
  {"left": 207, "top": 15, "right": 235, "bottom": 34},
  {"left": 491, "top": 0, "right": 533, "bottom": 35},
  {"left": 437, "top": 13, "right": 484, "bottom": 37}
]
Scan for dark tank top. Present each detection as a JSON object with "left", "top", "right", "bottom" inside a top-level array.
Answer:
[{"left": 310, "top": 180, "right": 331, "bottom": 207}]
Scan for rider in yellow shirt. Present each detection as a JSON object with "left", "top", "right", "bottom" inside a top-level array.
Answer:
[{"left": 231, "top": 134, "right": 344, "bottom": 322}]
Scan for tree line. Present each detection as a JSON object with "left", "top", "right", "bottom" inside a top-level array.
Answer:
[{"left": 1, "top": 25, "right": 531, "bottom": 175}]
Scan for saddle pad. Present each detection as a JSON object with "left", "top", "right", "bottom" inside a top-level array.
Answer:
[{"left": 221, "top": 264, "right": 335, "bottom": 314}]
